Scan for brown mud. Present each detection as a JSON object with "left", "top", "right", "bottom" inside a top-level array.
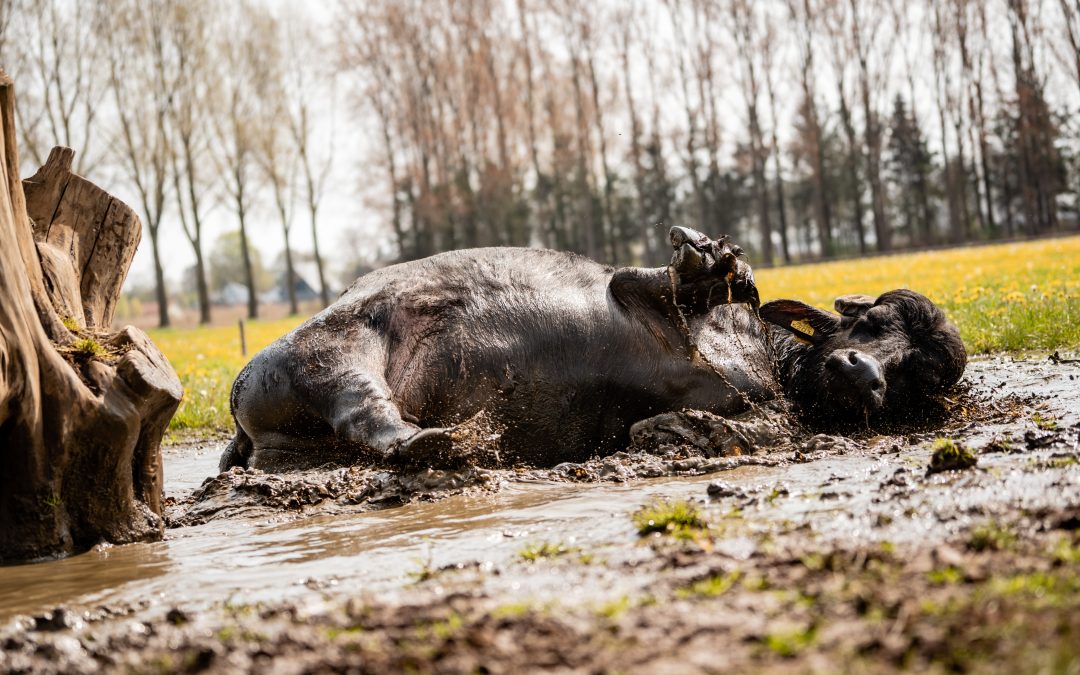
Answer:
[{"left": 2, "top": 354, "right": 1078, "bottom": 673}]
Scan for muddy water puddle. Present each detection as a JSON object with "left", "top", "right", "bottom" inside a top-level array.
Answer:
[{"left": 1, "top": 355, "right": 1077, "bottom": 627}]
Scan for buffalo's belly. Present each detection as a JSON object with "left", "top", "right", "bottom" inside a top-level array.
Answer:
[{"left": 411, "top": 364, "right": 707, "bottom": 465}]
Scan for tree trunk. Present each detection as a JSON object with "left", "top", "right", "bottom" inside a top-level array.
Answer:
[
  {"left": 235, "top": 181, "right": 258, "bottom": 320},
  {"left": 0, "top": 74, "right": 181, "bottom": 563},
  {"left": 194, "top": 246, "right": 210, "bottom": 325},
  {"left": 838, "top": 95, "right": 867, "bottom": 255}
]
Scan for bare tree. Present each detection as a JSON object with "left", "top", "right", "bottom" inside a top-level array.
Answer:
[
  {"left": 103, "top": 0, "right": 175, "bottom": 328},
  {"left": 728, "top": 0, "right": 774, "bottom": 264},
  {"left": 10, "top": 0, "right": 104, "bottom": 174},
  {"left": 761, "top": 6, "right": 792, "bottom": 263},
  {"left": 254, "top": 14, "right": 301, "bottom": 316},
  {"left": 214, "top": 1, "right": 270, "bottom": 320},
  {"left": 787, "top": 0, "right": 833, "bottom": 256},
  {"left": 166, "top": 0, "right": 216, "bottom": 325}
]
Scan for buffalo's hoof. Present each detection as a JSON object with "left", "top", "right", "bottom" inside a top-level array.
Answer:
[{"left": 391, "top": 427, "right": 463, "bottom": 469}]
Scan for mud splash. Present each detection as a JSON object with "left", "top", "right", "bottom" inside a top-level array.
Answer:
[{"left": 1, "top": 355, "right": 1078, "bottom": 673}]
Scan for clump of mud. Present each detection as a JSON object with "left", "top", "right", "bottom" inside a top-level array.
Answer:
[{"left": 167, "top": 465, "right": 502, "bottom": 528}]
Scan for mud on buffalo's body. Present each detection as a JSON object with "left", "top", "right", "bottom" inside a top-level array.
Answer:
[{"left": 220, "top": 228, "right": 966, "bottom": 471}]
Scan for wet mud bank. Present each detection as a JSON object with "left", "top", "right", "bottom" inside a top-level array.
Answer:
[{"left": 2, "top": 355, "right": 1079, "bottom": 673}]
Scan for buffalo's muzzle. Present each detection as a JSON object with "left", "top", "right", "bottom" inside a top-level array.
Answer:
[{"left": 826, "top": 349, "right": 886, "bottom": 410}]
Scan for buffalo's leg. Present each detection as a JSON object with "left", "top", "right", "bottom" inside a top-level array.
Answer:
[{"left": 316, "top": 369, "right": 457, "bottom": 466}]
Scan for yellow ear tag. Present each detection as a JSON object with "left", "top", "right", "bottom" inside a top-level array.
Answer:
[
  {"left": 790, "top": 319, "right": 814, "bottom": 336},
  {"left": 790, "top": 319, "right": 815, "bottom": 344}
]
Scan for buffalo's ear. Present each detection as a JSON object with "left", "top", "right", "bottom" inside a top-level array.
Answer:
[
  {"left": 760, "top": 300, "right": 841, "bottom": 345},
  {"left": 834, "top": 294, "right": 876, "bottom": 318}
]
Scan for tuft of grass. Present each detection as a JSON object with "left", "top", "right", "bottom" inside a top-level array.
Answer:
[
  {"left": 1032, "top": 413, "right": 1059, "bottom": 431},
  {"left": 967, "top": 523, "right": 1017, "bottom": 552},
  {"left": 1051, "top": 536, "right": 1080, "bottom": 565},
  {"left": 428, "top": 613, "right": 463, "bottom": 640},
  {"left": 60, "top": 315, "right": 80, "bottom": 332},
  {"left": 763, "top": 625, "right": 817, "bottom": 658},
  {"left": 324, "top": 625, "right": 363, "bottom": 641},
  {"left": 71, "top": 337, "right": 107, "bottom": 358},
  {"left": 518, "top": 541, "right": 580, "bottom": 562},
  {"left": 594, "top": 595, "right": 635, "bottom": 619},
  {"left": 988, "top": 571, "right": 1080, "bottom": 602},
  {"left": 1045, "top": 456, "right": 1078, "bottom": 468},
  {"left": 928, "top": 567, "right": 964, "bottom": 585},
  {"left": 927, "top": 438, "right": 978, "bottom": 475},
  {"left": 982, "top": 437, "right": 1016, "bottom": 454},
  {"left": 490, "top": 602, "right": 533, "bottom": 619},
  {"left": 632, "top": 498, "right": 709, "bottom": 540},
  {"left": 676, "top": 571, "right": 742, "bottom": 598}
]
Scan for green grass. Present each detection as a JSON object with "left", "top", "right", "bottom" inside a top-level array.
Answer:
[
  {"left": 762, "top": 625, "right": 817, "bottom": 657},
  {"left": 518, "top": 541, "right": 581, "bottom": 562},
  {"left": 71, "top": 337, "right": 107, "bottom": 358},
  {"left": 632, "top": 498, "right": 709, "bottom": 540},
  {"left": 1032, "top": 412, "right": 1059, "bottom": 431},
  {"left": 967, "top": 523, "right": 1017, "bottom": 552},
  {"left": 148, "top": 317, "right": 305, "bottom": 434},
  {"left": 676, "top": 571, "right": 742, "bottom": 598},
  {"left": 927, "top": 438, "right": 978, "bottom": 475},
  {"left": 755, "top": 235, "right": 1080, "bottom": 354}
]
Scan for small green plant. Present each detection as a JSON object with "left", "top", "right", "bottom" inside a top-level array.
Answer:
[
  {"left": 632, "top": 498, "right": 709, "bottom": 540},
  {"left": 967, "top": 523, "right": 1017, "bottom": 552},
  {"left": 928, "top": 566, "right": 964, "bottom": 585},
  {"left": 71, "top": 337, "right": 107, "bottom": 358},
  {"left": 927, "top": 438, "right": 978, "bottom": 475},
  {"left": 1045, "top": 456, "right": 1078, "bottom": 469},
  {"left": 594, "top": 595, "right": 634, "bottom": 619},
  {"left": 407, "top": 546, "right": 437, "bottom": 582},
  {"left": 676, "top": 570, "right": 742, "bottom": 598},
  {"left": 763, "top": 625, "right": 817, "bottom": 657},
  {"left": 765, "top": 486, "right": 787, "bottom": 504},
  {"left": 429, "top": 613, "right": 463, "bottom": 640},
  {"left": 1051, "top": 536, "right": 1080, "bottom": 565},
  {"left": 490, "top": 602, "right": 533, "bottom": 619},
  {"left": 60, "top": 315, "right": 80, "bottom": 332},
  {"left": 42, "top": 493, "right": 62, "bottom": 508},
  {"left": 1032, "top": 413, "right": 1059, "bottom": 431},
  {"left": 518, "top": 541, "right": 580, "bottom": 562},
  {"left": 982, "top": 437, "right": 1016, "bottom": 454}
]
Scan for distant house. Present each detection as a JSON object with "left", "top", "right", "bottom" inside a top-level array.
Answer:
[
  {"left": 213, "top": 282, "right": 251, "bottom": 306},
  {"left": 260, "top": 262, "right": 334, "bottom": 304}
]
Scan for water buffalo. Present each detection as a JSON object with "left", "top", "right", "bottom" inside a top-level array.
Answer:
[
  {"left": 219, "top": 228, "right": 966, "bottom": 471},
  {"left": 220, "top": 227, "right": 763, "bottom": 470}
]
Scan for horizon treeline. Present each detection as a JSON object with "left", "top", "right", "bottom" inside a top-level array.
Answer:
[
  {"left": 3, "top": 0, "right": 1078, "bottom": 329},
  {"left": 341, "top": 0, "right": 1074, "bottom": 268}
]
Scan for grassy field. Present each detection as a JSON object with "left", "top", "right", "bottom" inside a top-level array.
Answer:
[
  {"left": 151, "top": 235, "right": 1080, "bottom": 435},
  {"left": 151, "top": 317, "right": 306, "bottom": 436}
]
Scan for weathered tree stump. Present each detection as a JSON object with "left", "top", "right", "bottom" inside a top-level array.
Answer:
[{"left": 0, "top": 71, "right": 182, "bottom": 563}]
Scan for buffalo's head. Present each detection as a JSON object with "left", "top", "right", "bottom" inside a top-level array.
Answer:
[
  {"left": 761, "top": 289, "right": 966, "bottom": 429},
  {"left": 667, "top": 226, "right": 760, "bottom": 311}
]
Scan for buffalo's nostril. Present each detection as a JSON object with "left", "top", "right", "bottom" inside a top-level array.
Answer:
[{"left": 827, "top": 349, "right": 887, "bottom": 410}]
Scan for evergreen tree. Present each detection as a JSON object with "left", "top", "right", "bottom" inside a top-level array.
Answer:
[{"left": 887, "top": 96, "right": 936, "bottom": 247}]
